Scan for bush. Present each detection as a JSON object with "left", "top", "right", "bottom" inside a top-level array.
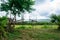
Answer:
[
  {"left": 20, "top": 25, "right": 26, "bottom": 29},
  {"left": 0, "top": 16, "right": 8, "bottom": 39}
]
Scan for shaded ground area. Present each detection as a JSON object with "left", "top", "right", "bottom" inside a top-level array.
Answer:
[{"left": 7, "top": 25, "right": 60, "bottom": 40}]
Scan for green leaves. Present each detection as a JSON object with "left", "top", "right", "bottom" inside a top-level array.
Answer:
[
  {"left": 0, "top": 16, "right": 8, "bottom": 38},
  {"left": 1, "top": 3, "right": 9, "bottom": 12},
  {"left": 1, "top": 0, "right": 34, "bottom": 16},
  {"left": 50, "top": 14, "right": 60, "bottom": 24},
  {"left": 0, "top": 16, "right": 7, "bottom": 27}
]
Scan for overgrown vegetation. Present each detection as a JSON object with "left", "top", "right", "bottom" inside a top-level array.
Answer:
[
  {"left": 0, "top": 16, "right": 8, "bottom": 39},
  {"left": 7, "top": 25, "right": 60, "bottom": 40}
]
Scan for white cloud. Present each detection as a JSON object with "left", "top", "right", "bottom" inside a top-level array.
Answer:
[{"left": 29, "top": 0, "right": 60, "bottom": 19}]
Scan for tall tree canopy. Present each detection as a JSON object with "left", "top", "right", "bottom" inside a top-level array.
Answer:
[{"left": 1, "top": 0, "right": 34, "bottom": 16}]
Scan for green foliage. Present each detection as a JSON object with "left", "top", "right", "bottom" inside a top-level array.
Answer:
[
  {"left": 50, "top": 14, "right": 60, "bottom": 29},
  {"left": 50, "top": 14, "right": 60, "bottom": 24},
  {"left": 43, "top": 24, "right": 48, "bottom": 29},
  {"left": 0, "top": 16, "right": 7, "bottom": 26},
  {"left": 0, "top": 16, "right": 8, "bottom": 38},
  {"left": 1, "top": 0, "right": 34, "bottom": 16},
  {"left": 20, "top": 25, "right": 26, "bottom": 29}
]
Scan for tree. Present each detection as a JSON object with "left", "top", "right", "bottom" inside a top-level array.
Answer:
[
  {"left": 50, "top": 14, "right": 60, "bottom": 30},
  {"left": 1, "top": 0, "right": 34, "bottom": 31}
]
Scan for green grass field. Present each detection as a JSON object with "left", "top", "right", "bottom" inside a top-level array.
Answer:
[{"left": 7, "top": 25, "right": 60, "bottom": 40}]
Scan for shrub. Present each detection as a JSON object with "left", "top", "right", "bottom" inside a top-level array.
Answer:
[{"left": 0, "top": 16, "right": 8, "bottom": 39}]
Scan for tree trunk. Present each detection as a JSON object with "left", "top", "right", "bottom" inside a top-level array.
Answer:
[
  {"left": 21, "top": 13, "right": 24, "bottom": 24},
  {"left": 13, "top": 15, "right": 16, "bottom": 27},
  {"left": 7, "top": 12, "right": 14, "bottom": 32},
  {"left": 12, "top": 15, "right": 16, "bottom": 31}
]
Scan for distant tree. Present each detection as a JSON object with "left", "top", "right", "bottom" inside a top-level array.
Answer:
[{"left": 50, "top": 14, "right": 60, "bottom": 30}]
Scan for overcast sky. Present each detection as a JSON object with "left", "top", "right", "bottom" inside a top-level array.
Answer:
[{"left": 0, "top": 0, "right": 60, "bottom": 20}]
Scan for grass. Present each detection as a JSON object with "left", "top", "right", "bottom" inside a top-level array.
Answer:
[
  {"left": 7, "top": 25, "right": 60, "bottom": 40},
  {"left": 15, "top": 25, "right": 58, "bottom": 29}
]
